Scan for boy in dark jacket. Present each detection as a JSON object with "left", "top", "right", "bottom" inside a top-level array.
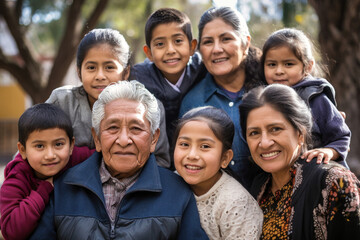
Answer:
[{"left": 129, "top": 8, "right": 207, "bottom": 154}]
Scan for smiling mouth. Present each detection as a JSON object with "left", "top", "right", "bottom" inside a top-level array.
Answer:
[
  {"left": 185, "top": 165, "right": 202, "bottom": 170},
  {"left": 164, "top": 58, "right": 180, "bottom": 63},
  {"left": 261, "top": 151, "right": 280, "bottom": 158},
  {"left": 43, "top": 162, "right": 59, "bottom": 166},
  {"left": 212, "top": 58, "right": 228, "bottom": 63},
  {"left": 93, "top": 85, "right": 107, "bottom": 89}
]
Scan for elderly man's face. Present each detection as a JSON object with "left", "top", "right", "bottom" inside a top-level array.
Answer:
[{"left": 92, "top": 99, "right": 159, "bottom": 179}]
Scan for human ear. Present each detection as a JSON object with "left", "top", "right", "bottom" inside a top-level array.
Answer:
[
  {"left": 77, "top": 68, "right": 82, "bottom": 82},
  {"left": 297, "top": 127, "right": 306, "bottom": 151},
  {"left": 91, "top": 128, "right": 102, "bottom": 152},
  {"left": 298, "top": 132, "right": 305, "bottom": 145},
  {"left": 69, "top": 137, "right": 75, "bottom": 155},
  {"left": 305, "top": 60, "right": 314, "bottom": 74},
  {"left": 150, "top": 128, "right": 160, "bottom": 153},
  {"left": 143, "top": 45, "right": 154, "bottom": 62},
  {"left": 190, "top": 39, "right": 197, "bottom": 55},
  {"left": 220, "top": 149, "right": 234, "bottom": 168},
  {"left": 122, "top": 65, "right": 130, "bottom": 80},
  {"left": 17, "top": 142, "right": 27, "bottom": 160},
  {"left": 244, "top": 35, "right": 251, "bottom": 54}
]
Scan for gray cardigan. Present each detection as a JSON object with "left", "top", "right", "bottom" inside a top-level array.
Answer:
[{"left": 46, "top": 85, "right": 170, "bottom": 168}]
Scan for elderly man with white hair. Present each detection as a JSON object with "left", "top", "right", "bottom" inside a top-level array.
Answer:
[{"left": 30, "top": 80, "right": 208, "bottom": 239}]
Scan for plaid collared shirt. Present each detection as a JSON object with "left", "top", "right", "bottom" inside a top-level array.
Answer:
[{"left": 99, "top": 160, "right": 140, "bottom": 222}]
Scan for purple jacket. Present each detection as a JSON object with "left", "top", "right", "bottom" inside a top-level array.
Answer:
[
  {"left": 293, "top": 77, "right": 351, "bottom": 164},
  {"left": 0, "top": 146, "right": 94, "bottom": 240}
]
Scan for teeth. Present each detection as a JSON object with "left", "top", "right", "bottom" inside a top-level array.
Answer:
[
  {"left": 213, "top": 58, "right": 227, "bottom": 63},
  {"left": 261, "top": 151, "right": 279, "bottom": 158},
  {"left": 186, "top": 165, "right": 201, "bottom": 170},
  {"left": 165, "top": 59, "right": 178, "bottom": 63}
]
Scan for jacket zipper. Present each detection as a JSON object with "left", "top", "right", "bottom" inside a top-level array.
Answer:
[{"left": 110, "top": 222, "right": 115, "bottom": 239}]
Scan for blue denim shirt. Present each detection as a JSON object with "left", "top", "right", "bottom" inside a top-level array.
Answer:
[{"left": 179, "top": 73, "right": 261, "bottom": 190}]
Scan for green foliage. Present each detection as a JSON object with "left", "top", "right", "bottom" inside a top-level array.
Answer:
[
  {"left": 23, "top": 0, "right": 65, "bottom": 24},
  {"left": 18, "top": 0, "right": 67, "bottom": 55},
  {"left": 244, "top": 1, "right": 319, "bottom": 51},
  {"left": 27, "top": 0, "right": 63, "bottom": 16},
  {"left": 14, "top": 0, "right": 319, "bottom": 64},
  {"left": 102, "top": 0, "right": 148, "bottom": 38},
  {"left": 98, "top": 0, "right": 211, "bottom": 62},
  {"left": 247, "top": 11, "right": 283, "bottom": 49}
]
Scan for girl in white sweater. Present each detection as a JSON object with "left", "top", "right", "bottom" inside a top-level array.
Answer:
[{"left": 174, "top": 106, "right": 263, "bottom": 239}]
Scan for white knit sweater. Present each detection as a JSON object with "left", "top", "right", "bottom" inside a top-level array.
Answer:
[{"left": 195, "top": 171, "right": 263, "bottom": 240}]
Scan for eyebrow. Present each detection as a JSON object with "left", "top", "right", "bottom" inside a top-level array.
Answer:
[
  {"left": 247, "top": 122, "right": 286, "bottom": 130},
  {"left": 84, "top": 60, "right": 117, "bottom": 65},
  {"left": 84, "top": 61, "right": 97, "bottom": 65},
  {"left": 219, "top": 32, "right": 231, "bottom": 38},
  {"left": 152, "top": 33, "right": 185, "bottom": 42},
  {"left": 31, "top": 137, "right": 67, "bottom": 144},
  {"left": 246, "top": 126, "right": 258, "bottom": 131},
  {"left": 103, "top": 61, "right": 118, "bottom": 64},
  {"left": 177, "top": 136, "right": 216, "bottom": 143},
  {"left": 104, "top": 118, "right": 146, "bottom": 127},
  {"left": 202, "top": 31, "right": 233, "bottom": 39},
  {"left": 128, "top": 119, "right": 146, "bottom": 127},
  {"left": 265, "top": 58, "right": 298, "bottom": 62}
]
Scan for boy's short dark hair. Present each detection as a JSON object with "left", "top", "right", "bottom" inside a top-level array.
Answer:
[
  {"left": 18, "top": 103, "right": 73, "bottom": 147},
  {"left": 145, "top": 8, "right": 193, "bottom": 47}
]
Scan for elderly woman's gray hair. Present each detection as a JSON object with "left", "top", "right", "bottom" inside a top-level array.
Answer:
[
  {"left": 92, "top": 80, "right": 160, "bottom": 135},
  {"left": 198, "top": 6, "right": 250, "bottom": 49},
  {"left": 239, "top": 84, "right": 313, "bottom": 153}
]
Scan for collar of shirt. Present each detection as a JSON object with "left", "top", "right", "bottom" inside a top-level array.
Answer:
[
  {"left": 203, "top": 73, "right": 245, "bottom": 102},
  {"left": 164, "top": 70, "right": 186, "bottom": 93},
  {"left": 99, "top": 159, "right": 140, "bottom": 189},
  {"left": 265, "top": 166, "right": 296, "bottom": 200},
  {"left": 99, "top": 159, "right": 141, "bottom": 221},
  {"left": 217, "top": 84, "right": 245, "bottom": 100}
]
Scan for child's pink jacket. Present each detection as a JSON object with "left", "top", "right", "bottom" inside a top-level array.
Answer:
[{"left": 0, "top": 146, "right": 95, "bottom": 240}]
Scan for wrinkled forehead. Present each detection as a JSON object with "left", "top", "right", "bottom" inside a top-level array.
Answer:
[
  {"left": 103, "top": 99, "right": 147, "bottom": 121},
  {"left": 106, "top": 98, "right": 144, "bottom": 112}
]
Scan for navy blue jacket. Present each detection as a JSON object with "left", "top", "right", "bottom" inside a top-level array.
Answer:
[
  {"left": 293, "top": 77, "right": 351, "bottom": 166},
  {"left": 29, "top": 152, "right": 208, "bottom": 240},
  {"left": 129, "top": 52, "right": 207, "bottom": 146}
]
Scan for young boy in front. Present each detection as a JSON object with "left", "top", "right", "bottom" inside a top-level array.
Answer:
[
  {"left": 0, "top": 103, "right": 94, "bottom": 240},
  {"left": 129, "top": 8, "right": 207, "bottom": 149}
]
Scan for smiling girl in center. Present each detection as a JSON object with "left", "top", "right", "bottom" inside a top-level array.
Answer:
[{"left": 174, "top": 106, "right": 263, "bottom": 239}]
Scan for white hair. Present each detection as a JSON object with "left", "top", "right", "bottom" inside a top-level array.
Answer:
[{"left": 92, "top": 80, "right": 160, "bottom": 135}]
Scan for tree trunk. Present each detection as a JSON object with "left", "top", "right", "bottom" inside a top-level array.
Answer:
[{"left": 309, "top": 0, "right": 360, "bottom": 174}]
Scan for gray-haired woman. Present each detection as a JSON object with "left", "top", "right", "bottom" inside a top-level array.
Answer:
[
  {"left": 240, "top": 84, "right": 360, "bottom": 240},
  {"left": 179, "top": 6, "right": 265, "bottom": 190}
]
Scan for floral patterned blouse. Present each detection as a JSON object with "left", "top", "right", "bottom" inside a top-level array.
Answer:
[
  {"left": 259, "top": 167, "right": 296, "bottom": 239},
  {"left": 252, "top": 159, "right": 360, "bottom": 240}
]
